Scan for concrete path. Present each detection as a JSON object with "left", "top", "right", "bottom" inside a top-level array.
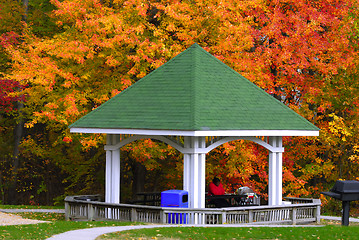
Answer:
[
  {"left": 47, "top": 223, "right": 324, "bottom": 240},
  {"left": 320, "top": 215, "right": 359, "bottom": 222}
]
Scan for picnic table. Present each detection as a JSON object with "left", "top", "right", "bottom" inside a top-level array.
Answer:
[
  {"left": 127, "top": 192, "right": 161, "bottom": 206},
  {"left": 127, "top": 192, "right": 260, "bottom": 208},
  {"left": 206, "top": 194, "right": 260, "bottom": 207}
]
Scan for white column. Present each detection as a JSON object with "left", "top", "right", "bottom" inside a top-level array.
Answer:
[
  {"left": 268, "top": 141, "right": 276, "bottom": 206},
  {"left": 183, "top": 136, "right": 206, "bottom": 209},
  {"left": 276, "top": 137, "right": 283, "bottom": 205},
  {"left": 183, "top": 136, "right": 191, "bottom": 192},
  {"left": 105, "top": 134, "right": 121, "bottom": 204},
  {"left": 198, "top": 137, "right": 206, "bottom": 209},
  {"left": 105, "top": 149, "right": 113, "bottom": 202},
  {"left": 111, "top": 149, "right": 121, "bottom": 203},
  {"left": 268, "top": 136, "right": 283, "bottom": 206}
]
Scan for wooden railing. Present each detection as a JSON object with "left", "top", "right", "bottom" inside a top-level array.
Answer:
[{"left": 65, "top": 195, "right": 321, "bottom": 225}]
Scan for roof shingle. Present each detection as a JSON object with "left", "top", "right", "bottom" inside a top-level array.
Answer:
[{"left": 70, "top": 43, "right": 319, "bottom": 132}]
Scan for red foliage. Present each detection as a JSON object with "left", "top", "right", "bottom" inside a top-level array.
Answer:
[
  {"left": 62, "top": 136, "right": 73, "bottom": 143},
  {"left": 0, "top": 32, "right": 20, "bottom": 48},
  {"left": 0, "top": 79, "right": 25, "bottom": 113}
]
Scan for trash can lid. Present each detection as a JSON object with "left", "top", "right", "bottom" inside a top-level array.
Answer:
[{"left": 161, "top": 189, "right": 188, "bottom": 194}]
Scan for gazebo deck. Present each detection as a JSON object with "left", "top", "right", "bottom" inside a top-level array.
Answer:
[{"left": 65, "top": 195, "right": 321, "bottom": 225}]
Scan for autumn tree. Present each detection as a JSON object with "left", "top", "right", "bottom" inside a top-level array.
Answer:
[
  {"left": 0, "top": 0, "right": 62, "bottom": 204},
  {"left": 1, "top": 0, "right": 358, "bottom": 204}
]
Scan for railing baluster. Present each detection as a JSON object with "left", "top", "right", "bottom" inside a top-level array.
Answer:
[{"left": 65, "top": 195, "right": 320, "bottom": 225}]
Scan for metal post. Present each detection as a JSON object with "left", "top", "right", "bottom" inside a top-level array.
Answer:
[{"left": 342, "top": 201, "right": 350, "bottom": 226}]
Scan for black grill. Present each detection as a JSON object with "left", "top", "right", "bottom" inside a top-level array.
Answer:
[{"left": 321, "top": 180, "right": 359, "bottom": 226}]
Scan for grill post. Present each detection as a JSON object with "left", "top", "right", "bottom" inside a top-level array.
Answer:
[
  {"left": 342, "top": 201, "right": 350, "bottom": 226},
  {"left": 321, "top": 180, "right": 359, "bottom": 226}
]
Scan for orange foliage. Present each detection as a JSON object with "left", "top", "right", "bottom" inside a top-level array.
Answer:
[{"left": 1, "top": 0, "right": 358, "bottom": 203}]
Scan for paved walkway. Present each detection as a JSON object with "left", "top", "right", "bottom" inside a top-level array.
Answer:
[
  {"left": 320, "top": 215, "right": 359, "bottom": 222},
  {"left": 47, "top": 223, "right": 323, "bottom": 240}
]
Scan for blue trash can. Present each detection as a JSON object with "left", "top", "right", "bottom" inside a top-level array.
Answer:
[{"left": 161, "top": 190, "right": 188, "bottom": 224}]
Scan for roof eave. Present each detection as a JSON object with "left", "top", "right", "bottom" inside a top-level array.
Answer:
[{"left": 70, "top": 127, "right": 320, "bottom": 137}]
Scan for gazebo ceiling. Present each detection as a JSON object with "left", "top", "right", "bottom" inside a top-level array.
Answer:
[{"left": 70, "top": 43, "right": 319, "bottom": 136}]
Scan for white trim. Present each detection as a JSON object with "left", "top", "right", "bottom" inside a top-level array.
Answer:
[
  {"left": 104, "top": 135, "right": 184, "bottom": 152},
  {"left": 104, "top": 135, "right": 284, "bottom": 153},
  {"left": 70, "top": 128, "right": 319, "bottom": 137},
  {"left": 206, "top": 136, "right": 284, "bottom": 153}
]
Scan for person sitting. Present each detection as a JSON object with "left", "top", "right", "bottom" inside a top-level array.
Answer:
[
  {"left": 208, "top": 177, "right": 225, "bottom": 196},
  {"left": 207, "top": 177, "right": 230, "bottom": 207}
]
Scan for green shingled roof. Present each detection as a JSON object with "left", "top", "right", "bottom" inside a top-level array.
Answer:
[{"left": 69, "top": 43, "right": 319, "bottom": 132}]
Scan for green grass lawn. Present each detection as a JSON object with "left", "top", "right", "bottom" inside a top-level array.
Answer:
[
  {"left": 0, "top": 221, "right": 139, "bottom": 240},
  {"left": 0, "top": 205, "right": 64, "bottom": 209},
  {"left": 0, "top": 211, "right": 139, "bottom": 240},
  {"left": 1, "top": 206, "right": 358, "bottom": 240},
  {"left": 98, "top": 225, "right": 359, "bottom": 240},
  {"left": 13, "top": 212, "right": 65, "bottom": 221}
]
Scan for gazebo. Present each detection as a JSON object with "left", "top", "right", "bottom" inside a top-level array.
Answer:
[{"left": 70, "top": 43, "right": 319, "bottom": 209}]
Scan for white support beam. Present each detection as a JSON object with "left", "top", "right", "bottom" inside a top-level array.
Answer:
[
  {"left": 198, "top": 137, "right": 206, "bottom": 209},
  {"left": 268, "top": 136, "right": 284, "bottom": 206},
  {"left": 183, "top": 136, "right": 206, "bottom": 209},
  {"left": 105, "top": 135, "right": 121, "bottom": 204},
  {"left": 111, "top": 149, "right": 121, "bottom": 203},
  {"left": 183, "top": 136, "right": 191, "bottom": 192},
  {"left": 105, "top": 150, "right": 112, "bottom": 203},
  {"left": 276, "top": 137, "right": 283, "bottom": 206}
]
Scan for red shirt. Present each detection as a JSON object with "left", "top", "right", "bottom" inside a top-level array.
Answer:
[{"left": 208, "top": 182, "right": 225, "bottom": 196}]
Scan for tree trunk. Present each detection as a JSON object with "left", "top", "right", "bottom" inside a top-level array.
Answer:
[
  {"left": 7, "top": 102, "right": 24, "bottom": 204},
  {"left": 22, "top": 0, "right": 29, "bottom": 21},
  {"left": 132, "top": 161, "right": 146, "bottom": 200},
  {"left": 6, "top": 0, "right": 28, "bottom": 205}
]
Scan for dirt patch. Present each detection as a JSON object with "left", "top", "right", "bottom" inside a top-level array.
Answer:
[{"left": 0, "top": 212, "right": 48, "bottom": 226}]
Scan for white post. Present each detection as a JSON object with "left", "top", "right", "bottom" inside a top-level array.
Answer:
[
  {"left": 111, "top": 149, "right": 121, "bottom": 203},
  {"left": 268, "top": 137, "right": 277, "bottom": 206},
  {"left": 268, "top": 136, "right": 283, "bottom": 206},
  {"left": 105, "top": 134, "right": 121, "bottom": 204},
  {"left": 183, "top": 136, "right": 206, "bottom": 209},
  {"left": 105, "top": 149, "right": 112, "bottom": 203},
  {"left": 183, "top": 136, "right": 191, "bottom": 192},
  {"left": 198, "top": 137, "right": 206, "bottom": 209},
  {"left": 276, "top": 136, "right": 283, "bottom": 206}
]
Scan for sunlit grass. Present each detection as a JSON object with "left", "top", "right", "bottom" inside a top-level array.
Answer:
[
  {"left": 98, "top": 225, "right": 359, "bottom": 240},
  {"left": 0, "top": 205, "right": 64, "bottom": 209},
  {"left": 13, "top": 212, "right": 65, "bottom": 221},
  {"left": 0, "top": 221, "right": 140, "bottom": 240}
]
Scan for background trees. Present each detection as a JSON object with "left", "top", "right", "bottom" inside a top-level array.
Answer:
[{"left": 0, "top": 0, "right": 358, "bottom": 209}]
